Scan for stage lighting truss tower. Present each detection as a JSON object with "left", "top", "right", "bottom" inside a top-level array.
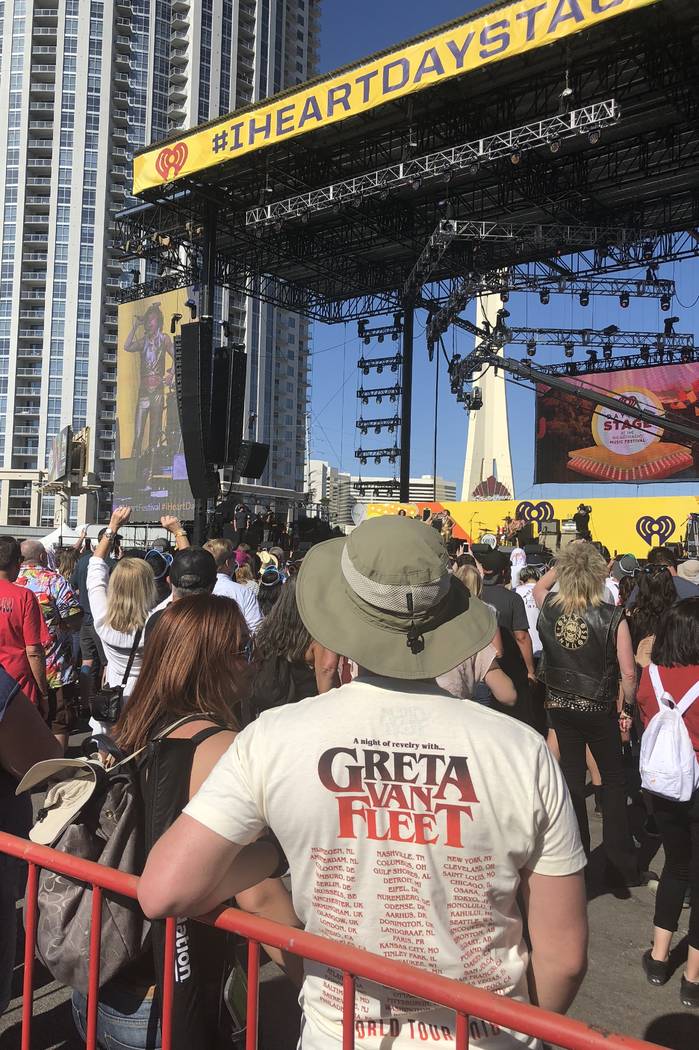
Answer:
[
  {"left": 355, "top": 316, "right": 404, "bottom": 468},
  {"left": 471, "top": 325, "right": 696, "bottom": 354},
  {"left": 245, "top": 101, "right": 620, "bottom": 228}
]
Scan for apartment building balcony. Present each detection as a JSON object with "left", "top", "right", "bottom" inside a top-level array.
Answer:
[
  {"left": 28, "top": 120, "right": 54, "bottom": 134},
  {"left": 113, "top": 109, "right": 128, "bottom": 127},
  {"left": 169, "top": 81, "right": 187, "bottom": 101},
  {"left": 15, "top": 386, "right": 42, "bottom": 397},
  {"left": 100, "top": 450, "right": 116, "bottom": 461},
  {"left": 26, "top": 156, "right": 52, "bottom": 170},
  {"left": 114, "top": 52, "right": 131, "bottom": 72},
  {"left": 115, "top": 34, "right": 132, "bottom": 51},
  {"left": 112, "top": 148, "right": 129, "bottom": 161},
  {"left": 29, "top": 100, "right": 54, "bottom": 113},
  {"left": 16, "top": 348, "right": 43, "bottom": 359},
  {"left": 169, "top": 67, "right": 188, "bottom": 87},
  {"left": 101, "top": 412, "right": 116, "bottom": 422},
  {"left": 34, "top": 8, "right": 59, "bottom": 21},
  {"left": 15, "top": 425, "right": 40, "bottom": 436},
  {"left": 113, "top": 73, "right": 130, "bottom": 86},
  {"left": 171, "top": 9, "right": 189, "bottom": 30},
  {"left": 27, "top": 139, "right": 53, "bottom": 157},
  {"left": 8, "top": 485, "right": 33, "bottom": 498},
  {"left": 25, "top": 194, "right": 50, "bottom": 208},
  {"left": 172, "top": 0, "right": 190, "bottom": 10},
  {"left": 15, "top": 407, "right": 41, "bottom": 418},
  {"left": 115, "top": 0, "right": 132, "bottom": 13},
  {"left": 13, "top": 447, "right": 40, "bottom": 457},
  {"left": 168, "top": 101, "right": 186, "bottom": 118},
  {"left": 112, "top": 166, "right": 128, "bottom": 182},
  {"left": 20, "top": 271, "right": 47, "bottom": 286},
  {"left": 99, "top": 472, "right": 115, "bottom": 483},
  {"left": 24, "top": 217, "right": 50, "bottom": 231},
  {"left": 26, "top": 177, "right": 51, "bottom": 190},
  {"left": 16, "top": 367, "right": 43, "bottom": 378},
  {"left": 19, "top": 309, "right": 45, "bottom": 320},
  {"left": 113, "top": 91, "right": 129, "bottom": 108},
  {"left": 32, "top": 44, "right": 56, "bottom": 57},
  {"left": 32, "top": 23, "right": 57, "bottom": 36},
  {"left": 112, "top": 127, "right": 128, "bottom": 146},
  {"left": 30, "top": 64, "right": 56, "bottom": 81},
  {"left": 171, "top": 32, "right": 189, "bottom": 49},
  {"left": 170, "top": 47, "right": 188, "bottom": 66}
]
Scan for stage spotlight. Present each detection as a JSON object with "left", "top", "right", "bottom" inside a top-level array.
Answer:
[
  {"left": 564, "top": 342, "right": 575, "bottom": 358},
  {"left": 500, "top": 291, "right": 509, "bottom": 303},
  {"left": 603, "top": 342, "right": 613, "bottom": 361},
  {"left": 185, "top": 298, "right": 197, "bottom": 320},
  {"left": 411, "top": 176, "right": 423, "bottom": 192},
  {"left": 376, "top": 364, "right": 383, "bottom": 375},
  {"left": 640, "top": 344, "right": 650, "bottom": 362},
  {"left": 664, "top": 316, "right": 679, "bottom": 336},
  {"left": 170, "top": 312, "right": 182, "bottom": 334},
  {"left": 588, "top": 129, "right": 601, "bottom": 146},
  {"left": 357, "top": 320, "right": 367, "bottom": 338},
  {"left": 643, "top": 241, "right": 655, "bottom": 261},
  {"left": 526, "top": 340, "right": 537, "bottom": 357},
  {"left": 660, "top": 293, "right": 672, "bottom": 312},
  {"left": 549, "top": 137, "right": 561, "bottom": 154},
  {"left": 619, "top": 292, "right": 630, "bottom": 309},
  {"left": 586, "top": 349, "right": 598, "bottom": 364},
  {"left": 374, "top": 456, "right": 382, "bottom": 465},
  {"left": 539, "top": 289, "right": 550, "bottom": 305},
  {"left": 378, "top": 333, "right": 384, "bottom": 344},
  {"left": 300, "top": 210, "right": 310, "bottom": 224},
  {"left": 579, "top": 290, "right": 590, "bottom": 307},
  {"left": 603, "top": 324, "right": 619, "bottom": 336},
  {"left": 363, "top": 335, "right": 370, "bottom": 345},
  {"left": 510, "top": 150, "right": 522, "bottom": 165}
]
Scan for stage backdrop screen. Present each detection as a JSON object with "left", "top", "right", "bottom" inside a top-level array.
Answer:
[
  {"left": 535, "top": 361, "right": 699, "bottom": 485},
  {"left": 114, "top": 289, "right": 195, "bottom": 521}
]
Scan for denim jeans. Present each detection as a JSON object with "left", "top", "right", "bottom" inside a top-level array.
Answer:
[
  {"left": 549, "top": 706, "right": 639, "bottom": 884},
  {"left": 72, "top": 985, "right": 161, "bottom": 1050}
]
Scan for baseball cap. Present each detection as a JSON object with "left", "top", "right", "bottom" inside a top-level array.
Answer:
[
  {"left": 611, "top": 554, "right": 640, "bottom": 581},
  {"left": 145, "top": 548, "right": 173, "bottom": 581},
  {"left": 678, "top": 559, "right": 699, "bottom": 585},
  {"left": 169, "top": 547, "right": 217, "bottom": 592}
]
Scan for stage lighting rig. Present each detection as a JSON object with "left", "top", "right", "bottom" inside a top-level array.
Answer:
[
  {"left": 526, "top": 340, "right": 537, "bottom": 358},
  {"left": 664, "top": 316, "right": 680, "bottom": 336},
  {"left": 660, "top": 293, "right": 672, "bottom": 312},
  {"left": 355, "top": 446, "right": 400, "bottom": 466},
  {"left": 587, "top": 349, "right": 598, "bottom": 364},
  {"left": 640, "top": 345, "right": 650, "bottom": 362},
  {"left": 603, "top": 342, "right": 613, "bottom": 360},
  {"left": 356, "top": 316, "right": 404, "bottom": 345},
  {"left": 619, "top": 291, "right": 630, "bottom": 308},
  {"left": 564, "top": 342, "right": 575, "bottom": 358},
  {"left": 539, "top": 289, "right": 550, "bottom": 305},
  {"left": 579, "top": 290, "right": 590, "bottom": 307}
]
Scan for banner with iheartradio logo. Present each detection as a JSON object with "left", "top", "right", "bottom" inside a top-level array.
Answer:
[{"left": 535, "top": 360, "right": 699, "bottom": 485}]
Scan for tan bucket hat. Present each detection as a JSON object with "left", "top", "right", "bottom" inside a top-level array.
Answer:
[
  {"left": 296, "top": 515, "right": 496, "bottom": 680},
  {"left": 16, "top": 759, "right": 106, "bottom": 846}
]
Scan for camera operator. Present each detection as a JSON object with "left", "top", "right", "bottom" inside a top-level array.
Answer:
[{"left": 573, "top": 503, "right": 592, "bottom": 541}]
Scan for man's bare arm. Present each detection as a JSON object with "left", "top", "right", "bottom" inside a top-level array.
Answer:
[
  {"left": 138, "top": 813, "right": 278, "bottom": 919},
  {"left": 520, "top": 869, "right": 588, "bottom": 1013}
]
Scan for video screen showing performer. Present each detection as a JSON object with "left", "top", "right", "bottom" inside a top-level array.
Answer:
[{"left": 114, "top": 289, "right": 195, "bottom": 522}]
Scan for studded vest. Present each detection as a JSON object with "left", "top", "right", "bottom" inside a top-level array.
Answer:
[{"left": 537, "top": 596, "right": 625, "bottom": 704}]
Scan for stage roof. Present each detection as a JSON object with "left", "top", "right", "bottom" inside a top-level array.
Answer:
[{"left": 118, "top": 0, "right": 699, "bottom": 322}]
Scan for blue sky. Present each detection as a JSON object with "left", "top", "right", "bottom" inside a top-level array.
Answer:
[{"left": 309, "top": 1, "right": 699, "bottom": 498}]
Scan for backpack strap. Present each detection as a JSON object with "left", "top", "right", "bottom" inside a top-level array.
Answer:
[
  {"left": 677, "top": 681, "right": 699, "bottom": 716},
  {"left": 120, "top": 629, "right": 143, "bottom": 687},
  {"left": 649, "top": 663, "right": 699, "bottom": 716}
]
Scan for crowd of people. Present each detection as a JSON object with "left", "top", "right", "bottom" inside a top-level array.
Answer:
[{"left": 0, "top": 504, "right": 698, "bottom": 1049}]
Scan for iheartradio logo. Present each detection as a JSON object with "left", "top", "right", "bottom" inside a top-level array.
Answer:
[{"left": 155, "top": 141, "right": 188, "bottom": 181}]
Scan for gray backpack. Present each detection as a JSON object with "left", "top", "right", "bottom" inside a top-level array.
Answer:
[{"left": 21, "top": 718, "right": 197, "bottom": 995}]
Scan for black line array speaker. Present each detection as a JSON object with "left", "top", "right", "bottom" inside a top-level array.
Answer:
[
  {"left": 208, "top": 344, "right": 247, "bottom": 467},
  {"left": 235, "top": 440, "right": 270, "bottom": 480},
  {"left": 175, "top": 320, "right": 218, "bottom": 500}
]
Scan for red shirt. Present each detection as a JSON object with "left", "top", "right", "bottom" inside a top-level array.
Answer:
[
  {"left": 0, "top": 578, "right": 48, "bottom": 704},
  {"left": 637, "top": 663, "right": 699, "bottom": 757}
]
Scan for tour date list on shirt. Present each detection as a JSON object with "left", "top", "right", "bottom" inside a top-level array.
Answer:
[{"left": 308, "top": 737, "right": 511, "bottom": 1045}]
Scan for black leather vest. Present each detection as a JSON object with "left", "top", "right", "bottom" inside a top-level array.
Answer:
[{"left": 537, "top": 596, "right": 624, "bottom": 704}]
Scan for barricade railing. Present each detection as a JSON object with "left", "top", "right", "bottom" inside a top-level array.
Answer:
[{"left": 0, "top": 831, "right": 664, "bottom": 1050}]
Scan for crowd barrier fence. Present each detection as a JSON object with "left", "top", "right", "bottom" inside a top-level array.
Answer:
[{"left": 0, "top": 831, "right": 665, "bottom": 1050}]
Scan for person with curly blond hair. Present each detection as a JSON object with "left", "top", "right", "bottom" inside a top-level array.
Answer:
[{"left": 533, "top": 542, "right": 640, "bottom": 887}]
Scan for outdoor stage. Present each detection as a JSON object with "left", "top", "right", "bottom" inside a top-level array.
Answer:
[
  {"left": 114, "top": 0, "right": 699, "bottom": 530},
  {"left": 365, "top": 496, "right": 699, "bottom": 559}
]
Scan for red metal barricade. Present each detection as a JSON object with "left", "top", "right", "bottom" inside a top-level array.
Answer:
[{"left": 0, "top": 831, "right": 665, "bottom": 1050}]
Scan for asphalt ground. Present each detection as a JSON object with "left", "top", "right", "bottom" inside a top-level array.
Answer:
[{"left": 1, "top": 739, "right": 697, "bottom": 1050}]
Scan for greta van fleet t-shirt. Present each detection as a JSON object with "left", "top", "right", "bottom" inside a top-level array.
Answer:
[{"left": 184, "top": 676, "right": 585, "bottom": 1050}]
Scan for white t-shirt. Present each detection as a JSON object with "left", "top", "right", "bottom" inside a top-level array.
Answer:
[
  {"left": 185, "top": 676, "right": 585, "bottom": 1050},
  {"left": 213, "top": 573, "right": 263, "bottom": 632},
  {"left": 515, "top": 584, "right": 542, "bottom": 657},
  {"left": 604, "top": 577, "right": 620, "bottom": 606},
  {"left": 510, "top": 548, "right": 526, "bottom": 589}
]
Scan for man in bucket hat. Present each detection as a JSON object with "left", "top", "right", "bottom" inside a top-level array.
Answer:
[{"left": 140, "top": 517, "right": 587, "bottom": 1049}]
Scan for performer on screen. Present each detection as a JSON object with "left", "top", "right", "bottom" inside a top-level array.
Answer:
[{"left": 124, "top": 302, "right": 174, "bottom": 459}]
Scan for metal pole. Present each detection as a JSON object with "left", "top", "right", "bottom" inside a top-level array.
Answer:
[
  {"left": 193, "top": 206, "right": 217, "bottom": 545},
  {"left": 433, "top": 343, "right": 439, "bottom": 502},
  {"left": 400, "top": 304, "right": 414, "bottom": 503}
]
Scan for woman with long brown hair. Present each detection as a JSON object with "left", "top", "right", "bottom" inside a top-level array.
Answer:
[{"left": 71, "top": 593, "right": 297, "bottom": 1050}]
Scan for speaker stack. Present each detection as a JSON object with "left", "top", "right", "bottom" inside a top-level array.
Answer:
[
  {"left": 175, "top": 322, "right": 270, "bottom": 498},
  {"left": 538, "top": 519, "right": 561, "bottom": 553}
]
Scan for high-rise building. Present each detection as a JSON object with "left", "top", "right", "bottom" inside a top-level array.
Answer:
[
  {"left": 352, "top": 474, "right": 457, "bottom": 507},
  {"left": 0, "top": 0, "right": 320, "bottom": 528},
  {"left": 308, "top": 458, "right": 353, "bottom": 525}
]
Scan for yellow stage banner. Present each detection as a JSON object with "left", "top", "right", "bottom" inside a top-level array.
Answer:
[
  {"left": 134, "top": 0, "right": 658, "bottom": 194},
  {"left": 366, "top": 495, "right": 699, "bottom": 559}
]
